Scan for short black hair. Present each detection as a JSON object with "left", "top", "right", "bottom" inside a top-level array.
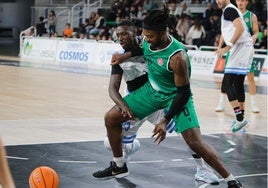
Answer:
[
  {"left": 117, "top": 20, "right": 135, "bottom": 27},
  {"left": 116, "top": 20, "right": 136, "bottom": 33},
  {"left": 142, "top": 4, "right": 170, "bottom": 31}
]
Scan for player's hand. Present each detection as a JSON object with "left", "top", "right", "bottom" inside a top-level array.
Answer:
[
  {"left": 120, "top": 105, "right": 135, "bottom": 120},
  {"left": 215, "top": 46, "right": 231, "bottom": 58},
  {"left": 111, "top": 53, "right": 125, "bottom": 65},
  {"left": 152, "top": 119, "right": 168, "bottom": 145}
]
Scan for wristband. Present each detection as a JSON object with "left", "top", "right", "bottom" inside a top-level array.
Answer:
[{"left": 226, "top": 42, "right": 234, "bottom": 48}]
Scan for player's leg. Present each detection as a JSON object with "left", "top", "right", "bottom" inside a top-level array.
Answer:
[
  {"left": 93, "top": 83, "right": 158, "bottom": 179},
  {"left": 190, "top": 150, "right": 219, "bottom": 185},
  {"left": 247, "top": 70, "right": 260, "bottom": 113},
  {"left": 173, "top": 99, "right": 243, "bottom": 187},
  {"left": 215, "top": 81, "right": 227, "bottom": 112},
  {"left": 182, "top": 128, "right": 243, "bottom": 187},
  {"left": 215, "top": 52, "right": 229, "bottom": 112},
  {"left": 222, "top": 74, "right": 248, "bottom": 132},
  {"left": 92, "top": 105, "right": 130, "bottom": 179},
  {"left": 104, "top": 119, "right": 143, "bottom": 162}
]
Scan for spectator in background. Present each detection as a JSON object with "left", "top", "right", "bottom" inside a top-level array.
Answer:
[
  {"left": 203, "top": 2, "right": 215, "bottom": 31},
  {"left": 129, "top": 4, "right": 138, "bottom": 20},
  {"left": 89, "top": 10, "right": 107, "bottom": 39},
  {"left": 176, "top": 13, "right": 192, "bottom": 43},
  {"left": 111, "top": 0, "right": 123, "bottom": 17},
  {"left": 169, "top": 2, "right": 179, "bottom": 15},
  {"left": 48, "top": 10, "right": 57, "bottom": 37},
  {"left": 63, "top": 23, "right": 73, "bottom": 38},
  {"left": 186, "top": 16, "right": 206, "bottom": 47},
  {"left": 179, "top": 1, "right": 191, "bottom": 17},
  {"left": 85, "top": 12, "right": 97, "bottom": 39},
  {"left": 0, "top": 137, "right": 15, "bottom": 188},
  {"left": 52, "top": 31, "right": 58, "bottom": 38},
  {"left": 143, "top": 0, "right": 157, "bottom": 12},
  {"left": 36, "top": 16, "right": 47, "bottom": 37},
  {"left": 203, "top": 10, "right": 221, "bottom": 45},
  {"left": 78, "top": 23, "right": 86, "bottom": 39},
  {"left": 136, "top": 5, "right": 146, "bottom": 20}
]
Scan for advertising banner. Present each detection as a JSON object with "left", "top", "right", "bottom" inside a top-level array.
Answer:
[
  {"left": 95, "top": 42, "right": 123, "bottom": 67},
  {"left": 21, "top": 38, "right": 57, "bottom": 61},
  {"left": 187, "top": 50, "right": 217, "bottom": 75}
]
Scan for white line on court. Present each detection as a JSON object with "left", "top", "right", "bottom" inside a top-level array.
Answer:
[
  {"left": 58, "top": 160, "right": 97, "bottom": 164},
  {"left": 227, "top": 140, "right": 236, "bottom": 146},
  {"left": 129, "top": 160, "right": 164, "bottom": 164},
  {"left": 7, "top": 156, "right": 29, "bottom": 160},
  {"left": 171, "top": 159, "right": 183, "bottom": 162},
  {"left": 223, "top": 148, "right": 236, "bottom": 153}
]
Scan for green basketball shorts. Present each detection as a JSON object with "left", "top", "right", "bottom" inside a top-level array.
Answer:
[{"left": 123, "top": 82, "right": 200, "bottom": 133}]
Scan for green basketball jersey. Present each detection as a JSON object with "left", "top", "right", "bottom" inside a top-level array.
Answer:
[{"left": 142, "top": 35, "right": 191, "bottom": 94}]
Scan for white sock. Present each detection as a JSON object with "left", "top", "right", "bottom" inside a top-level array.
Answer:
[
  {"left": 113, "top": 157, "right": 124, "bottom": 167},
  {"left": 193, "top": 155, "right": 206, "bottom": 169},
  {"left": 250, "top": 94, "right": 257, "bottom": 105},
  {"left": 219, "top": 93, "right": 226, "bottom": 103},
  {"left": 225, "top": 174, "right": 235, "bottom": 182}
]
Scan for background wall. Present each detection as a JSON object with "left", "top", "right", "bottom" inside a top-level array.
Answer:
[{"left": 0, "top": 0, "right": 34, "bottom": 56}]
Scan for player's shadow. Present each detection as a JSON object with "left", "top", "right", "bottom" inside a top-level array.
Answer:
[{"left": 115, "top": 177, "right": 137, "bottom": 188}]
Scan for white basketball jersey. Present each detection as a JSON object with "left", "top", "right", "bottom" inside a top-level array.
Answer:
[{"left": 119, "top": 55, "right": 147, "bottom": 82}]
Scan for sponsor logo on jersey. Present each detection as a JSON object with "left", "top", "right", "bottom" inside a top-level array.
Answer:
[{"left": 157, "top": 58, "right": 164, "bottom": 66}]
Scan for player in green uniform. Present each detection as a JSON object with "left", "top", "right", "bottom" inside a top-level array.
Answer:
[{"left": 92, "top": 5, "right": 243, "bottom": 188}]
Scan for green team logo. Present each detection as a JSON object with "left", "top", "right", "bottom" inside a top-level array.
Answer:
[{"left": 23, "top": 41, "right": 33, "bottom": 56}]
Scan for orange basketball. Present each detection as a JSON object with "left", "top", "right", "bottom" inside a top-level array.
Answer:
[{"left": 29, "top": 166, "right": 59, "bottom": 188}]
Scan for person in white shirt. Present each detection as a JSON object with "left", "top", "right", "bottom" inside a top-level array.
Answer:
[{"left": 216, "top": 0, "right": 254, "bottom": 133}]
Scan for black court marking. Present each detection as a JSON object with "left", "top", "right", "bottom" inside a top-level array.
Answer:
[
  {"left": 6, "top": 134, "right": 267, "bottom": 188},
  {"left": 0, "top": 59, "right": 267, "bottom": 95}
]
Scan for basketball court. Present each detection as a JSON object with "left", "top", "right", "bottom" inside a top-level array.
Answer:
[{"left": 0, "top": 55, "right": 267, "bottom": 188}]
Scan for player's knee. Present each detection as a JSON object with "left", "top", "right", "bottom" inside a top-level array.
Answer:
[{"left": 104, "top": 111, "right": 114, "bottom": 129}]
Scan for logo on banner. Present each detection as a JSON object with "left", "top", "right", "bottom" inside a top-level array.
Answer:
[{"left": 23, "top": 41, "right": 33, "bottom": 55}]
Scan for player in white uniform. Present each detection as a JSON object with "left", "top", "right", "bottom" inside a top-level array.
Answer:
[{"left": 216, "top": 0, "right": 254, "bottom": 133}]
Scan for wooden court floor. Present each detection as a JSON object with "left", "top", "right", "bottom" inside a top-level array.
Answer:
[{"left": 0, "top": 55, "right": 267, "bottom": 187}]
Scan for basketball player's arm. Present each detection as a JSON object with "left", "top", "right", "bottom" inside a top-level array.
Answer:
[
  {"left": 216, "top": 8, "right": 245, "bottom": 58},
  {"left": 251, "top": 13, "right": 259, "bottom": 44},
  {"left": 111, "top": 36, "right": 144, "bottom": 65},
  {"left": 217, "top": 34, "right": 224, "bottom": 49},
  {"left": 152, "top": 51, "right": 191, "bottom": 144},
  {"left": 109, "top": 71, "right": 134, "bottom": 118},
  {"left": 111, "top": 47, "right": 143, "bottom": 65},
  {"left": 0, "top": 138, "right": 15, "bottom": 188}
]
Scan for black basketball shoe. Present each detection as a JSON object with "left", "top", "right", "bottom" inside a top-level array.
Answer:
[
  {"left": 92, "top": 161, "right": 129, "bottom": 179},
  {"left": 228, "top": 180, "right": 243, "bottom": 188}
]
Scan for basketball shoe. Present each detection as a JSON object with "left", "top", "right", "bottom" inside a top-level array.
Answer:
[
  {"left": 92, "top": 161, "right": 129, "bottom": 179},
  {"left": 231, "top": 118, "right": 248, "bottom": 133},
  {"left": 195, "top": 166, "right": 219, "bottom": 185},
  {"left": 227, "top": 180, "right": 243, "bottom": 188},
  {"left": 251, "top": 103, "right": 260, "bottom": 113},
  {"left": 215, "top": 102, "right": 225, "bottom": 112}
]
